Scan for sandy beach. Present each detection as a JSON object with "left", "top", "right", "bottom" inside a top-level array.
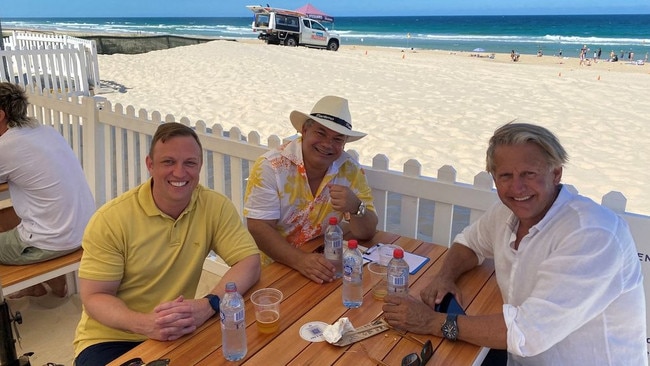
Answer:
[{"left": 96, "top": 40, "right": 650, "bottom": 215}]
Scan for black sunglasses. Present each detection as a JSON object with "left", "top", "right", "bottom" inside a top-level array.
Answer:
[
  {"left": 360, "top": 337, "right": 433, "bottom": 366},
  {"left": 401, "top": 339, "right": 433, "bottom": 366},
  {"left": 119, "top": 358, "right": 170, "bottom": 366}
]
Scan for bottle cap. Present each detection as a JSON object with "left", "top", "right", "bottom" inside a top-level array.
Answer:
[
  {"left": 329, "top": 216, "right": 338, "bottom": 225},
  {"left": 225, "top": 282, "right": 237, "bottom": 292},
  {"left": 393, "top": 248, "right": 404, "bottom": 259},
  {"left": 348, "top": 239, "right": 358, "bottom": 249}
]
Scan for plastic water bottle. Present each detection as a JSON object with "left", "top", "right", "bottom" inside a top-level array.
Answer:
[
  {"left": 221, "top": 282, "right": 247, "bottom": 361},
  {"left": 342, "top": 239, "right": 363, "bottom": 308},
  {"left": 387, "top": 248, "right": 409, "bottom": 296},
  {"left": 324, "top": 216, "right": 343, "bottom": 279}
]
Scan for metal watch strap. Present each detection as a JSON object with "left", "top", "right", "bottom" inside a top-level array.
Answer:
[
  {"left": 441, "top": 313, "right": 459, "bottom": 341},
  {"left": 353, "top": 201, "right": 366, "bottom": 217}
]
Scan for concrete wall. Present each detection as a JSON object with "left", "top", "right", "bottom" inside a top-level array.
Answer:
[{"left": 79, "top": 34, "right": 230, "bottom": 55}]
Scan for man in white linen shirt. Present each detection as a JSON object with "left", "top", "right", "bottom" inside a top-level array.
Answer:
[
  {"left": 382, "top": 122, "right": 647, "bottom": 365},
  {"left": 0, "top": 82, "right": 95, "bottom": 298}
]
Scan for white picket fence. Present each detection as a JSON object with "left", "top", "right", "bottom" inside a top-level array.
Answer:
[
  {"left": 21, "top": 89, "right": 650, "bottom": 358},
  {"left": 1, "top": 31, "right": 100, "bottom": 95}
]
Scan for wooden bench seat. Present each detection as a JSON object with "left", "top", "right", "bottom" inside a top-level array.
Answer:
[{"left": 0, "top": 248, "right": 83, "bottom": 297}]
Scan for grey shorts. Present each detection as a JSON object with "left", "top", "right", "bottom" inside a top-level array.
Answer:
[{"left": 0, "top": 228, "right": 79, "bottom": 265}]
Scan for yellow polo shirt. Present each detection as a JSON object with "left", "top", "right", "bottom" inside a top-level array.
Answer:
[{"left": 73, "top": 179, "right": 259, "bottom": 356}]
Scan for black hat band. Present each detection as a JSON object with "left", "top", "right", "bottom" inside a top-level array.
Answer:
[{"left": 310, "top": 113, "right": 352, "bottom": 131}]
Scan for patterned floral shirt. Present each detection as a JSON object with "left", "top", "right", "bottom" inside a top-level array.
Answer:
[{"left": 244, "top": 137, "right": 375, "bottom": 248}]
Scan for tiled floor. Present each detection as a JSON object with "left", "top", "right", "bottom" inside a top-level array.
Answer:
[{"left": 5, "top": 270, "right": 222, "bottom": 366}]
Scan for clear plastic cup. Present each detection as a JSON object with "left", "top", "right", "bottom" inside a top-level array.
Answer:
[
  {"left": 379, "top": 244, "right": 400, "bottom": 266},
  {"left": 367, "top": 262, "right": 388, "bottom": 300},
  {"left": 250, "top": 288, "right": 283, "bottom": 333}
]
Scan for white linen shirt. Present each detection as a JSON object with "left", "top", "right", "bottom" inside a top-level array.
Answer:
[
  {"left": 455, "top": 186, "right": 647, "bottom": 365},
  {"left": 0, "top": 125, "right": 95, "bottom": 250}
]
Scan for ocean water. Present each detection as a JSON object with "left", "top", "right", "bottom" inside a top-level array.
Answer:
[{"left": 3, "top": 14, "right": 649, "bottom": 56}]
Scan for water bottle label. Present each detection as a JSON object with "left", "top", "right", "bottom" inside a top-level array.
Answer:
[
  {"left": 220, "top": 309, "right": 245, "bottom": 323},
  {"left": 332, "top": 239, "right": 342, "bottom": 249},
  {"left": 390, "top": 276, "right": 406, "bottom": 286},
  {"left": 234, "top": 309, "right": 245, "bottom": 323}
]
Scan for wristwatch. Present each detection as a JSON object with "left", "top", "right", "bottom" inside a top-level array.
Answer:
[
  {"left": 441, "top": 313, "right": 459, "bottom": 341},
  {"left": 353, "top": 201, "right": 366, "bottom": 217},
  {"left": 204, "top": 294, "right": 221, "bottom": 316}
]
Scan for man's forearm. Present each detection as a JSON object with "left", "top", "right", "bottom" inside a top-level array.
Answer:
[
  {"left": 83, "top": 292, "right": 149, "bottom": 334},
  {"left": 347, "top": 209, "right": 378, "bottom": 240},
  {"left": 456, "top": 313, "right": 508, "bottom": 349},
  {"left": 440, "top": 243, "right": 480, "bottom": 281},
  {"left": 215, "top": 254, "right": 261, "bottom": 297},
  {"left": 247, "top": 219, "right": 306, "bottom": 269}
]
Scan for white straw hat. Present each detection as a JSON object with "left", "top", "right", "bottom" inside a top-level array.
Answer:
[{"left": 290, "top": 96, "right": 366, "bottom": 142}]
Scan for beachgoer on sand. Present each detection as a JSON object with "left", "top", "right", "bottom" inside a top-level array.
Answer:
[{"left": 510, "top": 50, "right": 520, "bottom": 62}]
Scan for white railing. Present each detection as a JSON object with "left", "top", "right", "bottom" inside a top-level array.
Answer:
[
  {"left": 23, "top": 89, "right": 648, "bottom": 245},
  {"left": 22, "top": 89, "right": 650, "bottom": 357},
  {"left": 2, "top": 31, "right": 100, "bottom": 91},
  {"left": 0, "top": 46, "right": 91, "bottom": 96}
]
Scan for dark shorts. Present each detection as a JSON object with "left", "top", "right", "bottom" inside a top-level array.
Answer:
[{"left": 75, "top": 341, "right": 142, "bottom": 366}]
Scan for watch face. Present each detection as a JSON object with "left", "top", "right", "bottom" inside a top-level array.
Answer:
[{"left": 442, "top": 316, "right": 458, "bottom": 341}]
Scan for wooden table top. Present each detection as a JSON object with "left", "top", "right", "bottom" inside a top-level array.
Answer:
[{"left": 108, "top": 231, "right": 503, "bottom": 366}]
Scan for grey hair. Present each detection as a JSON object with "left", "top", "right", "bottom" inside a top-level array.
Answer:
[
  {"left": 304, "top": 119, "right": 315, "bottom": 129},
  {"left": 0, "top": 82, "right": 37, "bottom": 128},
  {"left": 486, "top": 122, "right": 568, "bottom": 174}
]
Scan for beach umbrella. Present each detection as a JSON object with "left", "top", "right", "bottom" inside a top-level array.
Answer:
[{"left": 295, "top": 3, "right": 334, "bottom": 23}]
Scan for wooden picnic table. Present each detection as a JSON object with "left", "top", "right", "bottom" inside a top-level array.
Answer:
[{"left": 108, "top": 231, "right": 503, "bottom": 366}]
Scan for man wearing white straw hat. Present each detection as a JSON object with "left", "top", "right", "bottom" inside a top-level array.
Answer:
[{"left": 244, "top": 96, "right": 378, "bottom": 284}]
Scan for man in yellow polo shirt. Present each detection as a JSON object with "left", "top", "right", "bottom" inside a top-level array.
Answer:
[{"left": 73, "top": 122, "right": 261, "bottom": 366}]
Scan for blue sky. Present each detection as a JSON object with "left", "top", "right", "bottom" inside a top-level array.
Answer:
[{"left": 3, "top": 0, "right": 649, "bottom": 17}]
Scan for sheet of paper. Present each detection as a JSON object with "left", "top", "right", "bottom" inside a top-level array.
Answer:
[{"left": 362, "top": 243, "right": 430, "bottom": 274}]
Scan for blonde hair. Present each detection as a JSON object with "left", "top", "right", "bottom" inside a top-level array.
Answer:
[{"left": 486, "top": 122, "right": 568, "bottom": 174}]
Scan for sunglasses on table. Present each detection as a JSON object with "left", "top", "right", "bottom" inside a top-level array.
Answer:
[
  {"left": 401, "top": 339, "right": 433, "bottom": 366},
  {"left": 360, "top": 336, "right": 433, "bottom": 366},
  {"left": 119, "top": 358, "right": 170, "bottom": 366}
]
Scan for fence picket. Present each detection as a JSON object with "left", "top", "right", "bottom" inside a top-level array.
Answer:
[{"left": 3, "top": 31, "right": 100, "bottom": 88}]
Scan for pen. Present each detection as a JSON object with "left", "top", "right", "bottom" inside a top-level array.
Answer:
[{"left": 364, "top": 243, "right": 382, "bottom": 255}]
